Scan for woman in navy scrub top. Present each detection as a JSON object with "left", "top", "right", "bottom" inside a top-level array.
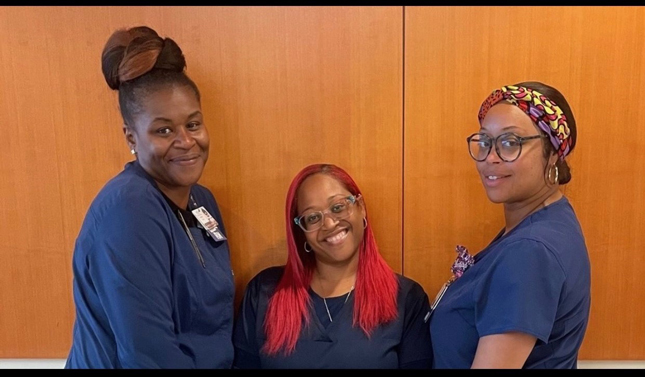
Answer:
[
  {"left": 233, "top": 163, "right": 433, "bottom": 369},
  {"left": 65, "top": 26, "right": 235, "bottom": 368},
  {"left": 429, "top": 82, "right": 591, "bottom": 369}
]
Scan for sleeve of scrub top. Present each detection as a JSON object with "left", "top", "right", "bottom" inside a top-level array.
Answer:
[
  {"left": 399, "top": 282, "right": 434, "bottom": 369},
  {"left": 233, "top": 274, "right": 262, "bottom": 369},
  {"left": 89, "top": 192, "right": 194, "bottom": 368},
  {"left": 474, "top": 238, "right": 566, "bottom": 343}
]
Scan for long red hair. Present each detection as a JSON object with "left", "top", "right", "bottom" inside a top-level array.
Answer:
[{"left": 262, "top": 163, "right": 399, "bottom": 355}]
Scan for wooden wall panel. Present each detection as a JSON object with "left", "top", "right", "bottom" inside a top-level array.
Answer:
[
  {"left": 404, "top": 6, "right": 645, "bottom": 360},
  {"left": 0, "top": 6, "right": 130, "bottom": 358},
  {"left": 0, "top": 6, "right": 402, "bottom": 357},
  {"left": 185, "top": 6, "right": 404, "bottom": 290},
  {"left": 1, "top": 4, "right": 643, "bottom": 362}
]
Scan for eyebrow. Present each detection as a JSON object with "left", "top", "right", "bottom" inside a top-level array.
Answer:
[
  {"left": 479, "top": 125, "right": 521, "bottom": 133},
  {"left": 299, "top": 194, "right": 349, "bottom": 214},
  {"left": 150, "top": 111, "right": 203, "bottom": 124}
]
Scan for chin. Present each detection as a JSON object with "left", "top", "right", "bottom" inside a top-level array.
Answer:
[
  {"left": 174, "top": 165, "right": 205, "bottom": 183},
  {"left": 483, "top": 189, "right": 507, "bottom": 204},
  {"left": 175, "top": 173, "right": 203, "bottom": 187}
]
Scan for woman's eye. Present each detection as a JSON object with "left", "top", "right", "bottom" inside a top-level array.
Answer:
[
  {"left": 501, "top": 139, "right": 519, "bottom": 148},
  {"left": 331, "top": 203, "right": 346, "bottom": 213},
  {"left": 156, "top": 128, "right": 172, "bottom": 135},
  {"left": 306, "top": 213, "right": 322, "bottom": 224},
  {"left": 187, "top": 122, "right": 201, "bottom": 130}
]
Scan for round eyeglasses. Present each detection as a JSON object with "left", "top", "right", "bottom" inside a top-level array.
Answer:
[
  {"left": 294, "top": 194, "right": 361, "bottom": 232},
  {"left": 466, "top": 132, "right": 547, "bottom": 163}
]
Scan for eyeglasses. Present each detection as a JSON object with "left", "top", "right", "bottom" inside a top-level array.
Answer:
[
  {"left": 466, "top": 132, "right": 547, "bottom": 163},
  {"left": 294, "top": 194, "right": 361, "bottom": 232}
]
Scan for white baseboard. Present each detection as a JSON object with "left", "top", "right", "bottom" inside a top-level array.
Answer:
[
  {"left": 0, "top": 359, "right": 66, "bottom": 369},
  {"left": 578, "top": 360, "right": 645, "bottom": 369}
]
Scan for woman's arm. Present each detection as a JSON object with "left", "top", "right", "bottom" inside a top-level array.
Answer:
[
  {"left": 91, "top": 194, "right": 194, "bottom": 368},
  {"left": 471, "top": 332, "right": 536, "bottom": 369}
]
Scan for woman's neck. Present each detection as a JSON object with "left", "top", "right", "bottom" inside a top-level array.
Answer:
[
  {"left": 312, "top": 259, "right": 358, "bottom": 298},
  {"left": 503, "top": 187, "right": 562, "bottom": 235},
  {"left": 156, "top": 182, "right": 191, "bottom": 209}
]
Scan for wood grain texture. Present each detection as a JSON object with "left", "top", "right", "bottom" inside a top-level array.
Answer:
[
  {"left": 0, "top": 6, "right": 402, "bottom": 357},
  {"left": 1, "top": 5, "right": 643, "bottom": 361}
]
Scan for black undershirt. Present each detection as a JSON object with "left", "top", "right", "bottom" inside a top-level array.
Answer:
[{"left": 158, "top": 190, "right": 198, "bottom": 228}]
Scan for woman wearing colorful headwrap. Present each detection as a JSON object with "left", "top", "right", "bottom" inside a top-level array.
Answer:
[{"left": 429, "top": 82, "right": 591, "bottom": 369}]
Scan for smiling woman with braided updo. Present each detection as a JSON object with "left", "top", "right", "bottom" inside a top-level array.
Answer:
[{"left": 65, "top": 26, "right": 234, "bottom": 369}]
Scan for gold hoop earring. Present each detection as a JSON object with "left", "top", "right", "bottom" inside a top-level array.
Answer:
[
  {"left": 304, "top": 242, "right": 312, "bottom": 253},
  {"left": 547, "top": 164, "right": 559, "bottom": 185},
  {"left": 363, "top": 218, "right": 367, "bottom": 229}
]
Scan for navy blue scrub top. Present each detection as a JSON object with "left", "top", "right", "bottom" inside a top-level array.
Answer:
[
  {"left": 233, "top": 266, "right": 433, "bottom": 369},
  {"left": 429, "top": 196, "right": 591, "bottom": 369},
  {"left": 65, "top": 161, "right": 235, "bottom": 368}
]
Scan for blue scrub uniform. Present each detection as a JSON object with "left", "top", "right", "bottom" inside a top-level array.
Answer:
[
  {"left": 233, "top": 266, "right": 433, "bottom": 369},
  {"left": 430, "top": 196, "right": 591, "bottom": 369},
  {"left": 66, "top": 161, "right": 235, "bottom": 368}
]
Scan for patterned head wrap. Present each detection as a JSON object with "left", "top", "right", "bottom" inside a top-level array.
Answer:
[{"left": 478, "top": 85, "right": 572, "bottom": 160}]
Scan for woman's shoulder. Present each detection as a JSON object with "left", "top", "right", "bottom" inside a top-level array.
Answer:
[
  {"left": 526, "top": 196, "right": 582, "bottom": 234},
  {"left": 88, "top": 165, "right": 167, "bottom": 221},
  {"left": 395, "top": 273, "right": 428, "bottom": 298},
  {"left": 249, "top": 265, "right": 285, "bottom": 287},
  {"left": 394, "top": 274, "right": 431, "bottom": 320},
  {"left": 243, "top": 265, "right": 285, "bottom": 298},
  {"left": 95, "top": 162, "right": 155, "bottom": 198},
  {"left": 511, "top": 197, "right": 586, "bottom": 251}
]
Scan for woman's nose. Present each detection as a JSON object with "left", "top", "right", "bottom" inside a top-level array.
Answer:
[
  {"left": 174, "top": 126, "right": 196, "bottom": 147},
  {"left": 321, "top": 212, "right": 340, "bottom": 229}
]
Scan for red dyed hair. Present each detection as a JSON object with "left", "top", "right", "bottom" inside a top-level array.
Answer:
[{"left": 262, "top": 164, "right": 399, "bottom": 355}]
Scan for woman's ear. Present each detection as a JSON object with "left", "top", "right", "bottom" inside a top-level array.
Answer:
[
  {"left": 123, "top": 124, "right": 136, "bottom": 149},
  {"left": 358, "top": 196, "right": 367, "bottom": 219},
  {"left": 548, "top": 151, "right": 559, "bottom": 167}
]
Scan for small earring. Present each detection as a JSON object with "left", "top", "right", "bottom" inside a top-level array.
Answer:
[
  {"left": 363, "top": 218, "right": 368, "bottom": 229},
  {"left": 130, "top": 149, "right": 137, "bottom": 155},
  {"left": 304, "top": 242, "right": 312, "bottom": 253}
]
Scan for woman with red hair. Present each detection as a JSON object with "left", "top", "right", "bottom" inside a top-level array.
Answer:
[{"left": 233, "top": 163, "right": 433, "bottom": 368}]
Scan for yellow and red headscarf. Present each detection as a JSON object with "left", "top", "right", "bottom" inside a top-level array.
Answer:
[{"left": 478, "top": 85, "right": 572, "bottom": 160}]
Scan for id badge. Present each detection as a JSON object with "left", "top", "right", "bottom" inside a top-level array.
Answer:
[{"left": 191, "top": 206, "right": 227, "bottom": 241}]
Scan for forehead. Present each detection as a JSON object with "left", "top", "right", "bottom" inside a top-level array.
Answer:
[
  {"left": 480, "top": 102, "right": 538, "bottom": 135},
  {"left": 138, "top": 85, "right": 201, "bottom": 121},
  {"left": 297, "top": 173, "right": 349, "bottom": 210}
]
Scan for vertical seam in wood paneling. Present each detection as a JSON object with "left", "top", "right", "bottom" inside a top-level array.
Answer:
[{"left": 401, "top": 5, "right": 406, "bottom": 276}]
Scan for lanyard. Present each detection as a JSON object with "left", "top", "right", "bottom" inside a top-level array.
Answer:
[{"left": 178, "top": 195, "right": 206, "bottom": 269}]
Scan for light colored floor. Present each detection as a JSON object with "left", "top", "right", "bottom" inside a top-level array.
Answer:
[{"left": 0, "top": 359, "right": 644, "bottom": 369}]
